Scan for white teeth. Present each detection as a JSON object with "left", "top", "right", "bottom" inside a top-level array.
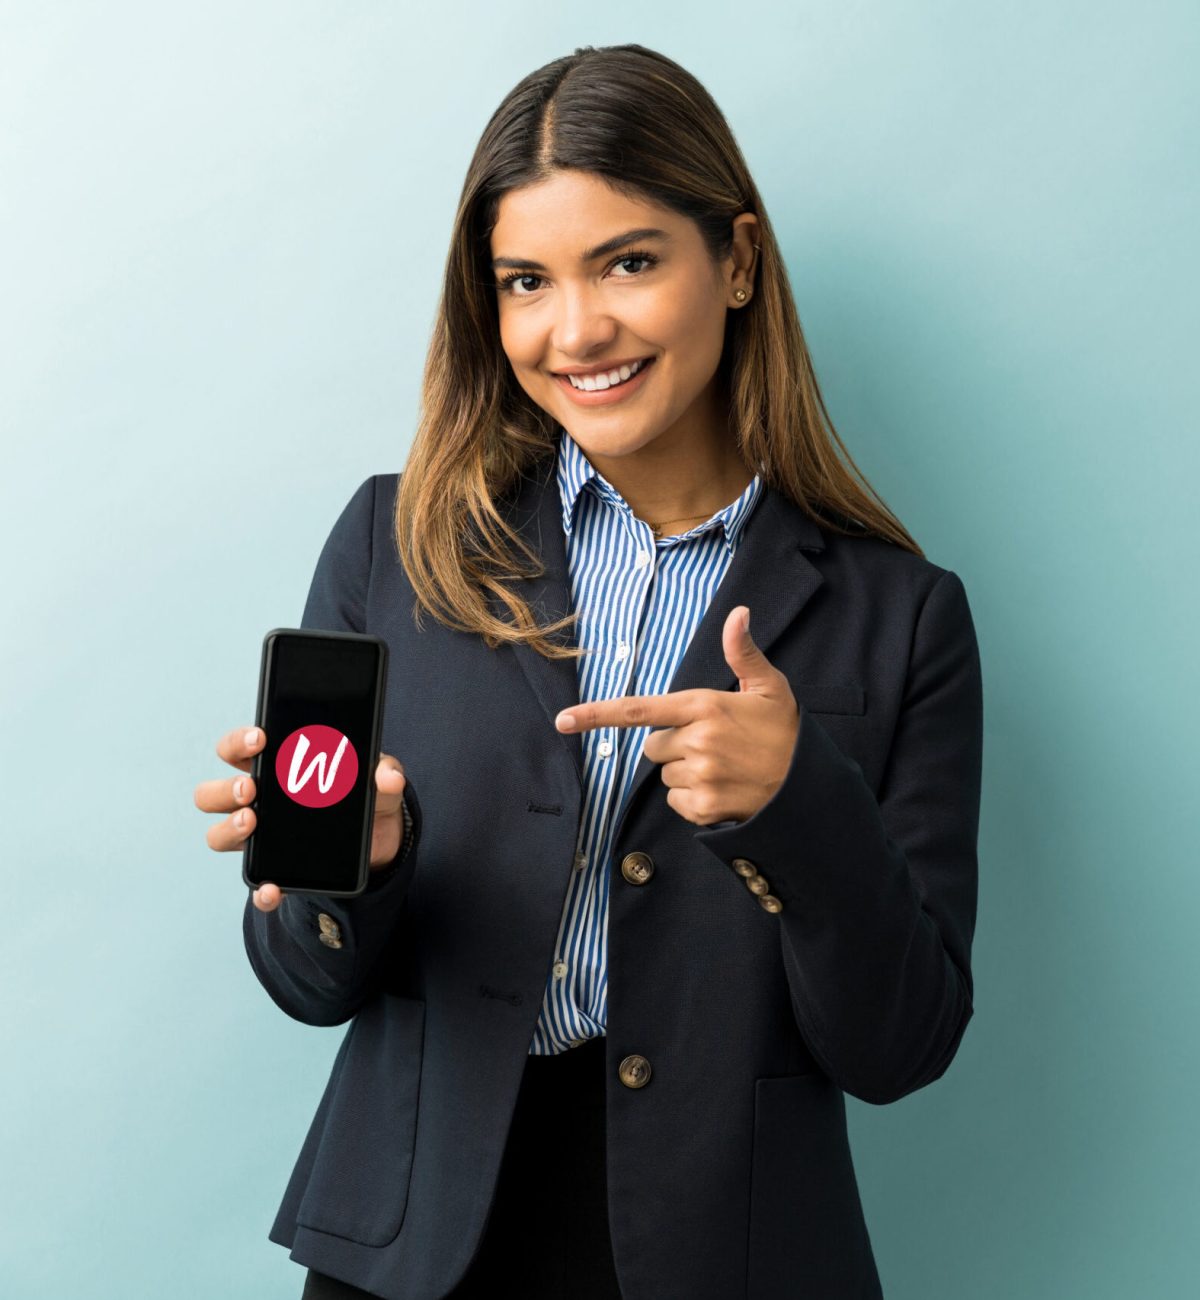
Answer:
[{"left": 567, "top": 358, "right": 646, "bottom": 391}]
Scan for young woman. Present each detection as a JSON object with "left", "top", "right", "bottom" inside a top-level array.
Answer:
[{"left": 197, "top": 43, "right": 983, "bottom": 1300}]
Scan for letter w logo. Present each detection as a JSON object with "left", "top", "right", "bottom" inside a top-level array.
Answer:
[{"left": 287, "top": 731, "right": 349, "bottom": 795}]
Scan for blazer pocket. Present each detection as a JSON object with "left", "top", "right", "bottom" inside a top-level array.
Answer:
[
  {"left": 295, "top": 994, "right": 425, "bottom": 1246},
  {"left": 793, "top": 682, "right": 866, "bottom": 716},
  {"left": 747, "top": 1074, "right": 880, "bottom": 1299}
]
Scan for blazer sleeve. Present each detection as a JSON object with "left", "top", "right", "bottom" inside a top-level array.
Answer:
[
  {"left": 694, "top": 567, "right": 983, "bottom": 1105},
  {"left": 242, "top": 473, "right": 422, "bottom": 1028}
]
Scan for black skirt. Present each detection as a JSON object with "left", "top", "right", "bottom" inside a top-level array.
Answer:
[{"left": 301, "top": 1034, "right": 622, "bottom": 1299}]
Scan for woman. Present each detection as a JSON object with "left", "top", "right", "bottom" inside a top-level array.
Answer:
[{"left": 197, "top": 43, "right": 983, "bottom": 1300}]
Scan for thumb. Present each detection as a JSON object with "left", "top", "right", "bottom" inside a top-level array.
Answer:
[
  {"left": 374, "top": 755, "right": 407, "bottom": 816},
  {"left": 723, "top": 606, "right": 781, "bottom": 694}
]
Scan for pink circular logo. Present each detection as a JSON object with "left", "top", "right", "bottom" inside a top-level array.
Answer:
[{"left": 275, "top": 725, "right": 360, "bottom": 808}]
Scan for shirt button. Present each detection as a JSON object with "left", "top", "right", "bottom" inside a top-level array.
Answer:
[
  {"left": 553, "top": 960, "right": 568, "bottom": 979},
  {"left": 634, "top": 549, "right": 650, "bottom": 569},
  {"left": 615, "top": 642, "right": 629, "bottom": 661},
  {"left": 597, "top": 739, "right": 613, "bottom": 757}
]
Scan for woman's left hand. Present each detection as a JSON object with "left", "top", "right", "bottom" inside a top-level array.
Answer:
[{"left": 554, "top": 606, "right": 800, "bottom": 826}]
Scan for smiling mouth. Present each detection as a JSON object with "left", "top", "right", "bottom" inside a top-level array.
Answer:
[{"left": 555, "top": 356, "right": 655, "bottom": 391}]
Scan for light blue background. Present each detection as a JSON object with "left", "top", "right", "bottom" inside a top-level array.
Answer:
[{"left": 2, "top": 2, "right": 1196, "bottom": 1297}]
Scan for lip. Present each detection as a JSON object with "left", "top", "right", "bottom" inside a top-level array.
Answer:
[
  {"left": 552, "top": 355, "right": 653, "bottom": 377},
  {"left": 552, "top": 356, "right": 657, "bottom": 406}
]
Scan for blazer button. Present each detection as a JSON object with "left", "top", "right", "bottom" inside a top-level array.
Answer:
[
  {"left": 618, "top": 1054, "right": 652, "bottom": 1089},
  {"left": 620, "top": 852, "right": 655, "bottom": 885},
  {"left": 732, "top": 858, "right": 758, "bottom": 878},
  {"left": 758, "top": 894, "right": 784, "bottom": 914},
  {"left": 318, "top": 932, "right": 344, "bottom": 948},
  {"left": 317, "top": 912, "right": 341, "bottom": 938},
  {"left": 744, "top": 873, "right": 770, "bottom": 896}
]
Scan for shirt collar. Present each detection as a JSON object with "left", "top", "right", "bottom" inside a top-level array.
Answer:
[{"left": 555, "top": 427, "right": 763, "bottom": 556}]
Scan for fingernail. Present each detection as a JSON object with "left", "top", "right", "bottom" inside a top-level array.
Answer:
[
  {"left": 235, "top": 809, "right": 246, "bottom": 828},
  {"left": 244, "top": 728, "right": 259, "bottom": 748},
  {"left": 233, "top": 778, "right": 245, "bottom": 800},
  {"left": 557, "top": 713, "right": 576, "bottom": 731}
]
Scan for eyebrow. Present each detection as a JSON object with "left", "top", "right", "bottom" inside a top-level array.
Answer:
[{"left": 491, "top": 227, "right": 671, "bottom": 271}]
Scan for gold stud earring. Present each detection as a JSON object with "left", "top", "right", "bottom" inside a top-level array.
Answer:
[{"left": 734, "top": 288, "right": 748, "bottom": 303}]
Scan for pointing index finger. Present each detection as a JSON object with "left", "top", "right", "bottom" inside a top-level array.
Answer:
[{"left": 556, "top": 691, "right": 700, "bottom": 734}]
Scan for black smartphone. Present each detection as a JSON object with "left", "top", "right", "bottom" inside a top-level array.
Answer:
[{"left": 242, "top": 628, "right": 388, "bottom": 897}]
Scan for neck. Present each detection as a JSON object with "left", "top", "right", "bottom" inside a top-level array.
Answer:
[{"left": 577, "top": 396, "right": 754, "bottom": 531}]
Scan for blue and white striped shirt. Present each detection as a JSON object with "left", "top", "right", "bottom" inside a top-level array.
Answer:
[{"left": 529, "top": 428, "right": 766, "bottom": 1055}]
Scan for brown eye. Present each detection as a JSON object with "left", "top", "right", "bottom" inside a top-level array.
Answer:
[
  {"left": 612, "top": 255, "right": 654, "bottom": 276},
  {"left": 498, "top": 272, "right": 544, "bottom": 295}
]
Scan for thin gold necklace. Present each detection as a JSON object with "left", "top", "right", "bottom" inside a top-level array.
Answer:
[{"left": 646, "top": 510, "right": 721, "bottom": 539}]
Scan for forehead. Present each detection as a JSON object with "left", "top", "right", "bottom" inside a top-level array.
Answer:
[{"left": 490, "top": 171, "right": 680, "bottom": 253}]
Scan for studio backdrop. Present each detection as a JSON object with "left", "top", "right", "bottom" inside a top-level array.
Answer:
[{"left": 1, "top": 3, "right": 1196, "bottom": 1298}]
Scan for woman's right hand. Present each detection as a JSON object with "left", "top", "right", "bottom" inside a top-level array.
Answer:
[{"left": 194, "top": 725, "right": 409, "bottom": 913}]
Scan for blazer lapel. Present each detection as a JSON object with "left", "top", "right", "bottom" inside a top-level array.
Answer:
[
  {"left": 616, "top": 474, "right": 828, "bottom": 824},
  {"left": 493, "top": 453, "right": 587, "bottom": 788},
  {"left": 496, "top": 450, "right": 829, "bottom": 819}
]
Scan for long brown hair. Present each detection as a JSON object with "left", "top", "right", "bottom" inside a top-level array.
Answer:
[{"left": 395, "top": 43, "right": 922, "bottom": 661}]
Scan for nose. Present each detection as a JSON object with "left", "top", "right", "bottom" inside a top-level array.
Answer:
[{"left": 550, "top": 284, "right": 619, "bottom": 361}]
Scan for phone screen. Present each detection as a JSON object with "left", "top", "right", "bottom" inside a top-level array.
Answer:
[{"left": 242, "top": 628, "right": 388, "bottom": 896}]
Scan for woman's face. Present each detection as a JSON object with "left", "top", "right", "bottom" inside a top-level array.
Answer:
[{"left": 490, "top": 170, "right": 757, "bottom": 466}]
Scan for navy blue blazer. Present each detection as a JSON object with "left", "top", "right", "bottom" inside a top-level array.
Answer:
[{"left": 243, "top": 452, "right": 984, "bottom": 1299}]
